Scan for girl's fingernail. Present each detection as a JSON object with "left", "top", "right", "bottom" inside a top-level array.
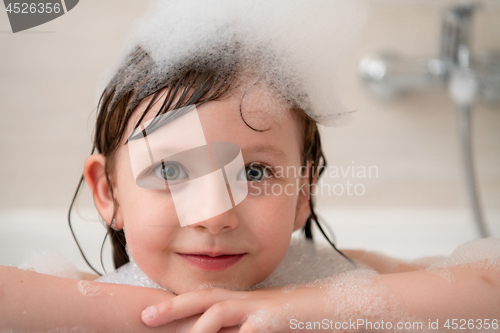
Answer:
[{"left": 142, "top": 305, "right": 158, "bottom": 321}]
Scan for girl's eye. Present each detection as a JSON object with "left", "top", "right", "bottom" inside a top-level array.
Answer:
[
  {"left": 153, "top": 161, "right": 188, "bottom": 181},
  {"left": 239, "top": 163, "right": 272, "bottom": 182}
]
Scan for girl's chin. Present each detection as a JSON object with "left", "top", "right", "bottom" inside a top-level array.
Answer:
[{"left": 165, "top": 278, "right": 256, "bottom": 295}]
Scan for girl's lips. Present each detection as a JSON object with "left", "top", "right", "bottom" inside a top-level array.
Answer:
[{"left": 177, "top": 253, "right": 245, "bottom": 271}]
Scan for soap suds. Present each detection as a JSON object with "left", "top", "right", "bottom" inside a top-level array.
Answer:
[
  {"left": 427, "top": 267, "right": 457, "bottom": 283},
  {"left": 317, "top": 270, "right": 411, "bottom": 322},
  {"left": 246, "top": 304, "right": 294, "bottom": 333},
  {"left": 427, "top": 238, "right": 500, "bottom": 271},
  {"left": 253, "top": 239, "right": 357, "bottom": 289},
  {"left": 101, "top": 0, "right": 368, "bottom": 126},
  {"left": 21, "top": 267, "right": 35, "bottom": 272},
  {"left": 77, "top": 280, "right": 103, "bottom": 297},
  {"left": 281, "top": 284, "right": 298, "bottom": 294}
]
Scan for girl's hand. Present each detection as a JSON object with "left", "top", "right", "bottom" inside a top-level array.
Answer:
[{"left": 141, "top": 286, "right": 327, "bottom": 333}]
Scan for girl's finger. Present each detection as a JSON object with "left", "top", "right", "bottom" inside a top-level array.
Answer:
[
  {"left": 239, "top": 320, "right": 258, "bottom": 333},
  {"left": 142, "top": 289, "right": 245, "bottom": 327},
  {"left": 219, "top": 327, "right": 241, "bottom": 333},
  {"left": 189, "top": 300, "right": 251, "bottom": 333}
]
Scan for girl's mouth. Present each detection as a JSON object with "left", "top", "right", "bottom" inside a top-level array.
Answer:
[{"left": 177, "top": 253, "right": 245, "bottom": 271}]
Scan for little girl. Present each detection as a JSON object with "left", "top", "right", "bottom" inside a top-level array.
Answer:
[{"left": 1, "top": 0, "right": 499, "bottom": 332}]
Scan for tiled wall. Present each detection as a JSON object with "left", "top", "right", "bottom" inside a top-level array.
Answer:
[
  {"left": 0, "top": 1, "right": 498, "bottom": 216},
  {"left": 318, "top": 1, "right": 500, "bottom": 213}
]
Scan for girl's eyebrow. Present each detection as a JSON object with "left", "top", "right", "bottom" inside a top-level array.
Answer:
[
  {"left": 241, "top": 144, "right": 289, "bottom": 164},
  {"left": 131, "top": 142, "right": 288, "bottom": 167}
]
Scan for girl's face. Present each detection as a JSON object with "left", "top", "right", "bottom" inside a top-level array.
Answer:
[{"left": 107, "top": 83, "right": 310, "bottom": 294}]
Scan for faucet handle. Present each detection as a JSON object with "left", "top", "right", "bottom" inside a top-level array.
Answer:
[{"left": 440, "top": 3, "right": 480, "bottom": 69}]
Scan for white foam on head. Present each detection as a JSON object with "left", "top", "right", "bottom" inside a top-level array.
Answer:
[{"left": 105, "top": 0, "right": 368, "bottom": 126}]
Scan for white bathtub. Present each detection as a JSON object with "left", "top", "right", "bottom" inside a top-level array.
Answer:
[{"left": 1, "top": 208, "right": 499, "bottom": 274}]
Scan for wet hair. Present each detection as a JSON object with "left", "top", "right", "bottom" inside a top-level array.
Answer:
[{"left": 68, "top": 47, "right": 353, "bottom": 275}]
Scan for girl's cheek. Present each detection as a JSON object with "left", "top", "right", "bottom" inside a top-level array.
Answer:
[
  {"left": 124, "top": 206, "right": 177, "bottom": 253},
  {"left": 126, "top": 189, "right": 180, "bottom": 224},
  {"left": 241, "top": 191, "right": 297, "bottom": 235},
  {"left": 126, "top": 229, "right": 175, "bottom": 269}
]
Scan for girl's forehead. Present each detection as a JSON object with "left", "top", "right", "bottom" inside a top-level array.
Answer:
[{"left": 125, "top": 79, "right": 295, "bottom": 142}]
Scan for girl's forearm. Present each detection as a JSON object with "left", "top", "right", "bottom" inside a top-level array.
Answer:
[
  {"left": 345, "top": 248, "right": 500, "bottom": 320},
  {"left": 377, "top": 266, "right": 500, "bottom": 321},
  {"left": 0, "top": 266, "right": 188, "bottom": 332}
]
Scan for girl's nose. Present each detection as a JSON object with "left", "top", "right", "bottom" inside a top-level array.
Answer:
[{"left": 189, "top": 209, "right": 239, "bottom": 234}]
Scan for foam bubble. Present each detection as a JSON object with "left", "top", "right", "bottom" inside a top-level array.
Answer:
[
  {"left": 427, "top": 238, "right": 500, "bottom": 271},
  {"left": 427, "top": 268, "right": 457, "bottom": 283},
  {"left": 77, "top": 280, "right": 103, "bottom": 297},
  {"left": 307, "top": 269, "right": 426, "bottom": 333},
  {"left": 21, "top": 267, "right": 35, "bottom": 272},
  {"left": 281, "top": 284, "right": 298, "bottom": 294},
  {"left": 142, "top": 305, "right": 158, "bottom": 321},
  {"left": 47, "top": 328, "right": 95, "bottom": 333},
  {"left": 96, "top": 259, "right": 164, "bottom": 290},
  {"left": 102, "top": 0, "right": 368, "bottom": 126},
  {"left": 315, "top": 269, "right": 383, "bottom": 312},
  {"left": 253, "top": 239, "right": 357, "bottom": 289},
  {"left": 246, "top": 303, "right": 294, "bottom": 333},
  {"left": 246, "top": 270, "right": 422, "bottom": 333}
]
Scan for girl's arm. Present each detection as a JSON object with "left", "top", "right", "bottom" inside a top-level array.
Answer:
[
  {"left": 141, "top": 250, "right": 500, "bottom": 332},
  {"left": 344, "top": 245, "right": 500, "bottom": 320},
  {"left": 377, "top": 266, "right": 500, "bottom": 321},
  {"left": 141, "top": 266, "right": 500, "bottom": 332},
  {"left": 0, "top": 265, "right": 200, "bottom": 333}
]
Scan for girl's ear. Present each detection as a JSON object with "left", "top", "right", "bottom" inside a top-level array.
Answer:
[
  {"left": 293, "top": 161, "right": 316, "bottom": 231},
  {"left": 83, "top": 154, "right": 123, "bottom": 230}
]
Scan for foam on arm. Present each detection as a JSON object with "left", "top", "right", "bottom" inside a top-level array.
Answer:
[{"left": 326, "top": 239, "right": 500, "bottom": 330}]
